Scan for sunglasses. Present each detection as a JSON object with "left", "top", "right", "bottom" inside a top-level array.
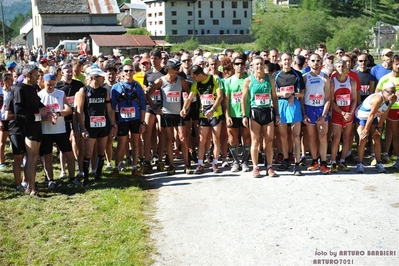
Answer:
[
  {"left": 310, "top": 59, "right": 321, "bottom": 63},
  {"left": 172, "top": 66, "right": 180, "bottom": 71},
  {"left": 141, "top": 62, "right": 150, "bottom": 65},
  {"left": 234, "top": 62, "right": 244, "bottom": 66},
  {"left": 182, "top": 59, "right": 191, "bottom": 63},
  {"left": 124, "top": 69, "right": 134, "bottom": 73},
  {"left": 384, "top": 89, "right": 395, "bottom": 95},
  {"left": 358, "top": 60, "right": 366, "bottom": 63}
]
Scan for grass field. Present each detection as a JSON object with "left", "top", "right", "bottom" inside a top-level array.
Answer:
[{"left": 0, "top": 147, "right": 155, "bottom": 265}]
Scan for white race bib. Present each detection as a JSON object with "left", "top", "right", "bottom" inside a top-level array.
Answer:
[
  {"left": 200, "top": 94, "right": 214, "bottom": 106},
  {"left": 255, "top": 93, "right": 270, "bottom": 106},
  {"left": 166, "top": 91, "right": 180, "bottom": 103},
  {"left": 309, "top": 94, "right": 324, "bottom": 106},
  {"left": 360, "top": 85, "right": 370, "bottom": 96},
  {"left": 90, "top": 116, "right": 106, "bottom": 128},
  {"left": 66, "top": 96, "right": 75, "bottom": 108},
  {"left": 232, "top": 92, "right": 242, "bottom": 104},
  {"left": 34, "top": 113, "right": 41, "bottom": 122},
  {"left": 280, "top": 85, "right": 294, "bottom": 94},
  {"left": 46, "top": 103, "right": 60, "bottom": 113},
  {"left": 152, "top": 90, "right": 161, "bottom": 102},
  {"left": 336, "top": 94, "right": 350, "bottom": 107},
  {"left": 120, "top": 107, "right": 135, "bottom": 119}
]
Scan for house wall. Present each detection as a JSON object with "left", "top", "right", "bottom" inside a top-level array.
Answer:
[
  {"left": 146, "top": 0, "right": 252, "bottom": 36},
  {"left": 151, "top": 34, "right": 254, "bottom": 45},
  {"left": 41, "top": 14, "right": 117, "bottom": 25}
]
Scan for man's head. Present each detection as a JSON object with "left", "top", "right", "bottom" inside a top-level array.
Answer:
[
  {"left": 309, "top": 53, "right": 322, "bottom": 71},
  {"left": 104, "top": 63, "right": 117, "bottom": 84},
  {"left": 207, "top": 55, "right": 219, "bottom": 73},
  {"left": 232, "top": 55, "right": 245, "bottom": 75},
  {"left": 381, "top": 49, "right": 393, "bottom": 66},
  {"left": 189, "top": 65, "right": 206, "bottom": 82},
  {"left": 294, "top": 55, "right": 306, "bottom": 70},
  {"left": 335, "top": 47, "right": 345, "bottom": 59},
  {"left": 165, "top": 58, "right": 181, "bottom": 74},
  {"left": 22, "top": 65, "right": 39, "bottom": 85},
  {"left": 281, "top": 53, "right": 292, "bottom": 71},
  {"left": 269, "top": 48, "right": 279, "bottom": 63},
  {"left": 121, "top": 64, "right": 135, "bottom": 81},
  {"left": 391, "top": 54, "right": 399, "bottom": 74},
  {"left": 89, "top": 68, "right": 106, "bottom": 84},
  {"left": 43, "top": 73, "right": 57, "bottom": 93},
  {"left": 334, "top": 59, "right": 348, "bottom": 75},
  {"left": 61, "top": 63, "right": 73, "bottom": 82},
  {"left": 149, "top": 48, "right": 162, "bottom": 67},
  {"left": 357, "top": 53, "right": 368, "bottom": 70},
  {"left": 180, "top": 52, "right": 192, "bottom": 70},
  {"left": 139, "top": 58, "right": 151, "bottom": 72},
  {"left": 316, "top": 43, "right": 327, "bottom": 58}
]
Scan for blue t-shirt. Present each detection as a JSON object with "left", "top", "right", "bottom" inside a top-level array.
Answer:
[
  {"left": 370, "top": 64, "right": 391, "bottom": 82},
  {"left": 111, "top": 81, "right": 146, "bottom": 123}
]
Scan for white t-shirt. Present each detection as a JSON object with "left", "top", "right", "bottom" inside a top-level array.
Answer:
[{"left": 38, "top": 89, "right": 66, "bottom": 134}]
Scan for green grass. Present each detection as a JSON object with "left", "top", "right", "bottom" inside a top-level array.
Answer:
[{"left": 0, "top": 148, "right": 155, "bottom": 265}]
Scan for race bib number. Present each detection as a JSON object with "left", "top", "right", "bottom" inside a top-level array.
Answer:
[
  {"left": 152, "top": 90, "right": 161, "bottom": 102},
  {"left": 46, "top": 103, "right": 60, "bottom": 113},
  {"left": 255, "top": 93, "right": 270, "bottom": 106},
  {"left": 34, "top": 113, "right": 41, "bottom": 122},
  {"left": 309, "top": 94, "right": 324, "bottom": 106},
  {"left": 280, "top": 85, "right": 294, "bottom": 94},
  {"left": 66, "top": 96, "right": 75, "bottom": 108},
  {"left": 120, "top": 107, "right": 135, "bottom": 119},
  {"left": 166, "top": 91, "right": 180, "bottom": 103},
  {"left": 200, "top": 94, "right": 214, "bottom": 106},
  {"left": 90, "top": 116, "right": 106, "bottom": 128},
  {"left": 336, "top": 94, "right": 350, "bottom": 106},
  {"left": 232, "top": 92, "right": 242, "bottom": 104},
  {"left": 360, "top": 85, "right": 370, "bottom": 96}
]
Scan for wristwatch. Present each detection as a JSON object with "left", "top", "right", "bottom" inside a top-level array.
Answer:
[
  {"left": 57, "top": 111, "right": 61, "bottom": 116},
  {"left": 141, "top": 121, "right": 147, "bottom": 125}
]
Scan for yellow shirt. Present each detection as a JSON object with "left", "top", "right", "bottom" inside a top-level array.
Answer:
[{"left": 191, "top": 75, "right": 223, "bottom": 118}]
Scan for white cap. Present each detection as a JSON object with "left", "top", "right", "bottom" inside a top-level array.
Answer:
[
  {"left": 383, "top": 81, "right": 396, "bottom": 90},
  {"left": 89, "top": 68, "right": 106, "bottom": 77}
]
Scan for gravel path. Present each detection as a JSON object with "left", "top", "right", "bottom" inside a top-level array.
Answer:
[{"left": 149, "top": 164, "right": 399, "bottom": 266}]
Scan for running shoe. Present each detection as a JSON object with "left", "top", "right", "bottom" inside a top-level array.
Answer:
[
  {"left": 185, "top": 165, "right": 193, "bottom": 174},
  {"left": 143, "top": 161, "right": 153, "bottom": 174},
  {"left": 345, "top": 154, "right": 356, "bottom": 164},
  {"left": 157, "top": 161, "right": 166, "bottom": 172},
  {"left": 307, "top": 161, "right": 319, "bottom": 171},
  {"left": 252, "top": 167, "right": 261, "bottom": 178},
  {"left": 275, "top": 153, "right": 283, "bottom": 164},
  {"left": 299, "top": 156, "right": 307, "bottom": 166},
  {"left": 267, "top": 167, "right": 279, "bottom": 178},
  {"left": 59, "top": 171, "right": 67, "bottom": 179},
  {"left": 132, "top": 168, "right": 144, "bottom": 177},
  {"left": 212, "top": 163, "right": 221, "bottom": 173},
  {"left": 370, "top": 157, "right": 377, "bottom": 166},
  {"left": 381, "top": 154, "right": 392, "bottom": 164},
  {"left": 356, "top": 163, "right": 364, "bottom": 173},
  {"left": 375, "top": 163, "right": 387, "bottom": 173},
  {"left": 278, "top": 160, "right": 290, "bottom": 170},
  {"left": 289, "top": 153, "right": 295, "bottom": 163},
  {"left": 319, "top": 164, "right": 330, "bottom": 175},
  {"left": 118, "top": 162, "right": 126, "bottom": 172},
  {"left": 125, "top": 157, "right": 133, "bottom": 166},
  {"left": 105, "top": 163, "right": 113, "bottom": 171},
  {"left": 221, "top": 159, "right": 229, "bottom": 168},
  {"left": 48, "top": 180, "right": 56, "bottom": 190},
  {"left": 194, "top": 164, "right": 204, "bottom": 174},
  {"left": 293, "top": 166, "right": 303, "bottom": 176},
  {"left": 330, "top": 163, "right": 338, "bottom": 173},
  {"left": 338, "top": 162, "right": 350, "bottom": 171},
  {"left": 167, "top": 166, "right": 176, "bottom": 175},
  {"left": 241, "top": 162, "right": 250, "bottom": 172},
  {"left": 231, "top": 163, "right": 240, "bottom": 172},
  {"left": 70, "top": 178, "right": 81, "bottom": 186}
]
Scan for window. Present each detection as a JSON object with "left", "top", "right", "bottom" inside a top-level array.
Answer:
[
  {"left": 149, "top": 4, "right": 151, "bottom": 8},
  {"left": 235, "top": 29, "right": 237, "bottom": 34},
  {"left": 198, "top": 20, "right": 205, "bottom": 25},
  {"left": 233, "top": 11, "right": 236, "bottom": 17},
  {"left": 187, "top": 2, "right": 191, "bottom": 7},
  {"left": 240, "top": 30, "right": 244, "bottom": 34},
  {"left": 198, "top": 11, "right": 201, "bottom": 18},
  {"left": 188, "top": 11, "right": 192, "bottom": 16},
  {"left": 244, "top": 11, "right": 247, "bottom": 18},
  {"left": 155, "top": 21, "right": 157, "bottom": 25},
  {"left": 221, "top": 1, "right": 224, "bottom": 8},
  {"left": 232, "top": 20, "right": 241, "bottom": 25},
  {"left": 171, "top": 2, "right": 175, "bottom": 6},
  {"left": 172, "top": 30, "right": 177, "bottom": 35},
  {"left": 210, "top": 10, "right": 213, "bottom": 18},
  {"left": 149, "top": 21, "right": 152, "bottom": 25},
  {"left": 227, "top": 30, "right": 230, "bottom": 34},
  {"left": 243, "top": 2, "right": 248, "bottom": 8},
  {"left": 148, "top": 13, "right": 152, "bottom": 17},
  {"left": 172, "top": 20, "right": 177, "bottom": 25},
  {"left": 159, "top": 21, "right": 163, "bottom": 25},
  {"left": 210, "top": 1, "right": 213, "bottom": 8},
  {"left": 159, "top": 2, "right": 162, "bottom": 6},
  {"left": 207, "top": 30, "right": 210, "bottom": 34},
  {"left": 221, "top": 11, "right": 224, "bottom": 18},
  {"left": 171, "top": 11, "right": 176, "bottom": 16},
  {"left": 198, "top": 1, "right": 201, "bottom": 8},
  {"left": 232, "top": 2, "right": 237, "bottom": 8},
  {"left": 158, "top": 12, "right": 163, "bottom": 16},
  {"left": 220, "top": 30, "right": 224, "bottom": 34},
  {"left": 213, "top": 20, "right": 219, "bottom": 25},
  {"left": 188, "top": 30, "right": 193, "bottom": 35},
  {"left": 188, "top": 20, "right": 192, "bottom": 25}
]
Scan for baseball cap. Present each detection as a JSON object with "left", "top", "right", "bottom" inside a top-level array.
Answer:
[
  {"left": 40, "top": 58, "right": 48, "bottom": 64},
  {"left": 6, "top": 61, "right": 16, "bottom": 69},
  {"left": 89, "top": 68, "right": 106, "bottom": 77},
  {"left": 43, "top": 73, "right": 56, "bottom": 81},
  {"left": 123, "top": 58, "right": 132, "bottom": 65},
  {"left": 139, "top": 58, "right": 150, "bottom": 64},
  {"left": 381, "top": 49, "right": 393, "bottom": 57},
  {"left": 166, "top": 58, "right": 181, "bottom": 68},
  {"left": 324, "top": 53, "right": 334, "bottom": 59},
  {"left": 335, "top": 47, "right": 345, "bottom": 53}
]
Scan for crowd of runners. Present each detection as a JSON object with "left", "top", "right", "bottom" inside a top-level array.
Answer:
[{"left": 2, "top": 42, "right": 399, "bottom": 196}]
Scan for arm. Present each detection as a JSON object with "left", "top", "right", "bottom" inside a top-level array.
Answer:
[
  {"left": 349, "top": 79, "right": 357, "bottom": 115},
  {"left": 270, "top": 76, "right": 280, "bottom": 125},
  {"left": 105, "top": 89, "right": 116, "bottom": 128},
  {"left": 359, "top": 96, "right": 383, "bottom": 140},
  {"left": 75, "top": 87, "right": 88, "bottom": 137},
  {"left": 180, "top": 82, "right": 197, "bottom": 117},
  {"left": 317, "top": 75, "right": 331, "bottom": 124},
  {"left": 301, "top": 75, "right": 309, "bottom": 123},
  {"left": 241, "top": 76, "right": 250, "bottom": 128},
  {"left": 145, "top": 78, "right": 162, "bottom": 111}
]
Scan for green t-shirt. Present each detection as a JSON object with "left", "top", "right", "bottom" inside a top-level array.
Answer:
[{"left": 224, "top": 74, "right": 249, "bottom": 118}]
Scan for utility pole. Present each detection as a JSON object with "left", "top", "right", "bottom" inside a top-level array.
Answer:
[
  {"left": 0, "top": 3, "right": 5, "bottom": 45},
  {"left": 377, "top": 21, "right": 381, "bottom": 55}
]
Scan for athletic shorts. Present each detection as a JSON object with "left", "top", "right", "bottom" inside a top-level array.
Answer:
[
  {"left": 10, "top": 134, "right": 25, "bottom": 155},
  {"left": 250, "top": 107, "right": 274, "bottom": 126},
  {"left": 387, "top": 109, "right": 399, "bottom": 121},
  {"left": 278, "top": 99, "right": 302, "bottom": 124},
  {"left": 21, "top": 122, "right": 42, "bottom": 142},
  {"left": 40, "top": 133, "right": 73, "bottom": 155},
  {"left": 183, "top": 102, "right": 200, "bottom": 121},
  {"left": 304, "top": 105, "right": 329, "bottom": 125},
  {"left": 1, "top": 120, "right": 9, "bottom": 131},
  {"left": 331, "top": 112, "right": 354, "bottom": 127},
  {"left": 199, "top": 116, "right": 222, "bottom": 127},
  {"left": 227, "top": 117, "right": 244, "bottom": 129},
  {"left": 161, "top": 114, "right": 185, "bottom": 128},
  {"left": 355, "top": 116, "right": 378, "bottom": 126},
  {"left": 146, "top": 105, "right": 157, "bottom": 115},
  {"left": 86, "top": 125, "right": 110, "bottom": 139},
  {"left": 65, "top": 121, "right": 72, "bottom": 135},
  {"left": 117, "top": 119, "right": 141, "bottom": 136}
]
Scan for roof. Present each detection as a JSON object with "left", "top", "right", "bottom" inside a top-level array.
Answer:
[
  {"left": 36, "top": 0, "right": 119, "bottom": 14},
  {"left": 154, "top": 40, "right": 172, "bottom": 47},
  {"left": 120, "top": 3, "right": 146, "bottom": 10},
  {"left": 43, "top": 25, "right": 126, "bottom": 34},
  {"left": 90, "top": 35, "right": 155, "bottom": 47}
]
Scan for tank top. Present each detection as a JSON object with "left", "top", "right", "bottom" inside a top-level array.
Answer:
[
  {"left": 304, "top": 72, "right": 325, "bottom": 107},
  {"left": 160, "top": 76, "right": 183, "bottom": 115},
  {"left": 355, "top": 92, "right": 390, "bottom": 120},
  {"left": 249, "top": 74, "right": 272, "bottom": 108},
  {"left": 38, "top": 89, "right": 66, "bottom": 134},
  {"left": 83, "top": 86, "right": 108, "bottom": 128},
  {"left": 1, "top": 89, "right": 12, "bottom": 121},
  {"left": 332, "top": 76, "right": 352, "bottom": 115}
]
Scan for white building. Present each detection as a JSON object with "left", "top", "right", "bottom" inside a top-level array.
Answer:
[{"left": 144, "top": 0, "right": 252, "bottom": 36}]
